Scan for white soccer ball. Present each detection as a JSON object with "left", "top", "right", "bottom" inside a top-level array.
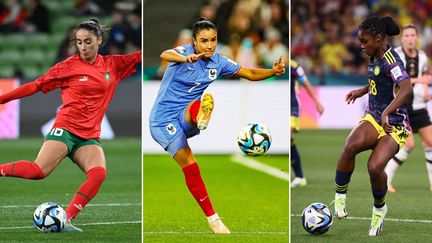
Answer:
[
  {"left": 33, "top": 202, "right": 67, "bottom": 233},
  {"left": 301, "top": 202, "right": 333, "bottom": 235},
  {"left": 237, "top": 123, "right": 271, "bottom": 156}
]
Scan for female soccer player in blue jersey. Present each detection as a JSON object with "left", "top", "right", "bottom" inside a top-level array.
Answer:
[
  {"left": 290, "top": 59, "right": 324, "bottom": 188},
  {"left": 149, "top": 17, "right": 285, "bottom": 234},
  {"left": 332, "top": 16, "right": 412, "bottom": 236}
]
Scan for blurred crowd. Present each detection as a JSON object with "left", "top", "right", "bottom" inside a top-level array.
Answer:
[
  {"left": 0, "top": 0, "right": 141, "bottom": 57},
  {"left": 157, "top": 0, "right": 289, "bottom": 79},
  {"left": 292, "top": 0, "right": 432, "bottom": 80}
]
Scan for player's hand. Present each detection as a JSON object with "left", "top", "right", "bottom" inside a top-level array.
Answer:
[
  {"left": 316, "top": 102, "right": 325, "bottom": 115},
  {"left": 185, "top": 52, "right": 206, "bottom": 63},
  {"left": 272, "top": 57, "right": 286, "bottom": 76},
  {"left": 345, "top": 89, "right": 363, "bottom": 104},
  {"left": 381, "top": 114, "right": 393, "bottom": 133}
]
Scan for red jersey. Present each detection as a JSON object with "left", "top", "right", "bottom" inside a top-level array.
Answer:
[{"left": 34, "top": 51, "right": 142, "bottom": 139}]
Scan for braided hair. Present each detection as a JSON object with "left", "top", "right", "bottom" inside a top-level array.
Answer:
[{"left": 359, "top": 16, "right": 400, "bottom": 37}]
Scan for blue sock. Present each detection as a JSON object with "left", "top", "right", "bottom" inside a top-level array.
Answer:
[
  {"left": 291, "top": 144, "right": 303, "bottom": 178},
  {"left": 335, "top": 170, "right": 352, "bottom": 193},
  {"left": 372, "top": 186, "right": 387, "bottom": 208}
]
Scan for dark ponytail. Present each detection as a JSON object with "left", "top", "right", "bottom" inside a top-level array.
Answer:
[
  {"left": 359, "top": 16, "right": 400, "bottom": 37},
  {"left": 192, "top": 17, "right": 217, "bottom": 39}
]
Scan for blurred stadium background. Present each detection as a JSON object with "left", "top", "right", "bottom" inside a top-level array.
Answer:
[
  {"left": 292, "top": 1, "right": 432, "bottom": 241},
  {"left": 143, "top": 0, "right": 289, "bottom": 154},
  {"left": 0, "top": 0, "right": 142, "bottom": 137}
]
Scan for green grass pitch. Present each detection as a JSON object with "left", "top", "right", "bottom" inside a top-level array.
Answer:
[
  {"left": 144, "top": 153, "right": 289, "bottom": 242},
  {"left": 0, "top": 138, "right": 141, "bottom": 242},
  {"left": 292, "top": 129, "right": 432, "bottom": 242}
]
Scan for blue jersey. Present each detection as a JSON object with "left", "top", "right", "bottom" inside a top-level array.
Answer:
[
  {"left": 291, "top": 60, "right": 307, "bottom": 117},
  {"left": 150, "top": 44, "right": 240, "bottom": 126},
  {"left": 366, "top": 48, "right": 410, "bottom": 128}
]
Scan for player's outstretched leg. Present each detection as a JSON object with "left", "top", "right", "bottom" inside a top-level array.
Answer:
[
  {"left": 0, "top": 160, "right": 45, "bottom": 179},
  {"left": 196, "top": 93, "right": 214, "bottom": 130},
  {"left": 182, "top": 162, "right": 230, "bottom": 234},
  {"left": 64, "top": 167, "right": 106, "bottom": 232}
]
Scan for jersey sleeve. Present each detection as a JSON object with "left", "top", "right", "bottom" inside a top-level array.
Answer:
[
  {"left": 295, "top": 65, "right": 307, "bottom": 85},
  {"left": 173, "top": 45, "right": 191, "bottom": 57},
  {"left": 111, "top": 51, "right": 142, "bottom": 81},
  {"left": 219, "top": 55, "right": 240, "bottom": 76},
  {"left": 33, "top": 62, "right": 71, "bottom": 93},
  {"left": 386, "top": 60, "right": 409, "bottom": 85}
]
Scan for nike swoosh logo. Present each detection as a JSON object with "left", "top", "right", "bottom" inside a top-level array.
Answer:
[
  {"left": 187, "top": 67, "right": 195, "bottom": 71},
  {"left": 199, "top": 196, "right": 208, "bottom": 202}
]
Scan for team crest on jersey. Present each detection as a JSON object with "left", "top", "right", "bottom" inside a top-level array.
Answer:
[
  {"left": 166, "top": 123, "right": 177, "bottom": 136},
  {"left": 374, "top": 66, "right": 380, "bottom": 76},
  {"left": 208, "top": 69, "right": 217, "bottom": 80},
  {"left": 104, "top": 72, "right": 111, "bottom": 81}
]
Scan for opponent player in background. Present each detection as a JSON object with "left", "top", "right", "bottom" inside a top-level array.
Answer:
[
  {"left": 333, "top": 16, "right": 412, "bottom": 236},
  {"left": 0, "top": 19, "right": 142, "bottom": 232},
  {"left": 290, "top": 59, "right": 324, "bottom": 188},
  {"left": 384, "top": 24, "right": 432, "bottom": 192},
  {"left": 149, "top": 17, "right": 285, "bottom": 234}
]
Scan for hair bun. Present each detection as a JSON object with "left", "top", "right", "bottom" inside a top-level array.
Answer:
[
  {"left": 382, "top": 16, "right": 400, "bottom": 36},
  {"left": 198, "top": 17, "right": 207, "bottom": 22}
]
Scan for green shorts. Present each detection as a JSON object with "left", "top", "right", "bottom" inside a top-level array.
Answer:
[{"left": 45, "top": 128, "right": 102, "bottom": 160}]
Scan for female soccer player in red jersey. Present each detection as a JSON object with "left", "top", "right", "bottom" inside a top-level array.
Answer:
[
  {"left": 0, "top": 18, "right": 141, "bottom": 232},
  {"left": 332, "top": 16, "right": 412, "bottom": 236},
  {"left": 149, "top": 17, "right": 285, "bottom": 234}
]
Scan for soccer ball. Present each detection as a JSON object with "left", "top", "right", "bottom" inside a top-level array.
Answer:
[
  {"left": 33, "top": 202, "right": 67, "bottom": 232},
  {"left": 301, "top": 202, "right": 333, "bottom": 235},
  {"left": 237, "top": 123, "right": 271, "bottom": 156}
]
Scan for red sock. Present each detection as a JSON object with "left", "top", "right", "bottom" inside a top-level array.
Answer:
[
  {"left": 182, "top": 162, "right": 215, "bottom": 217},
  {"left": 66, "top": 167, "right": 106, "bottom": 220},
  {"left": 0, "top": 160, "right": 44, "bottom": 179},
  {"left": 189, "top": 100, "right": 201, "bottom": 123}
]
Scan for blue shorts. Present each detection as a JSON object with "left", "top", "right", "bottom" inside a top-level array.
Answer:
[{"left": 150, "top": 108, "right": 200, "bottom": 157}]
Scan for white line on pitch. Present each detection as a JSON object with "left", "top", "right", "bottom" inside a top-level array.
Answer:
[
  {"left": 144, "top": 231, "right": 288, "bottom": 235},
  {"left": 230, "top": 154, "right": 289, "bottom": 181},
  {"left": 292, "top": 214, "right": 432, "bottom": 223},
  {"left": 0, "top": 221, "right": 141, "bottom": 230},
  {"left": 0, "top": 203, "right": 140, "bottom": 209}
]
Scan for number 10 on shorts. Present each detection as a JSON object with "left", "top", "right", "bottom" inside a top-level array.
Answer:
[{"left": 49, "top": 128, "right": 64, "bottom": 137}]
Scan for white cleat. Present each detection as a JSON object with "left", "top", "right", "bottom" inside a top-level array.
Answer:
[
  {"left": 369, "top": 204, "right": 387, "bottom": 236},
  {"left": 208, "top": 216, "right": 231, "bottom": 234},
  {"left": 62, "top": 220, "right": 83, "bottom": 232},
  {"left": 291, "top": 177, "right": 307, "bottom": 188},
  {"left": 334, "top": 193, "right": 348, "bottom": 219}
]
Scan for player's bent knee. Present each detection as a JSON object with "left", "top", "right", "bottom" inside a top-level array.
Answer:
[
  {"left": 342, "top": 142, "right": 362, "bottom": 157},
  {"left": 87, "top": 167, "right": 106, "bottom": 184},
  {"left": 367, "top": 163, "right": 382, "bottom": 178}
]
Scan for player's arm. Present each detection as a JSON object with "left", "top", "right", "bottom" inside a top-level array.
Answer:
[
  {"left": 302, "top": 80, "right": 324, "bottom": 115},
  {"left": 234, "top": 57, "right": 285, "bottom": 81},
  {"left": 381, "top": 78, "right": 412, "bottom": 133},
  {"left": 0, "top": 82, "right": 40, "bottom": 104},
  {"left": 160, "top": 49, "right": 205, "bottom": 63},
  {"left": 345, "top": 85, "right": 369, "bottom": 104}
]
